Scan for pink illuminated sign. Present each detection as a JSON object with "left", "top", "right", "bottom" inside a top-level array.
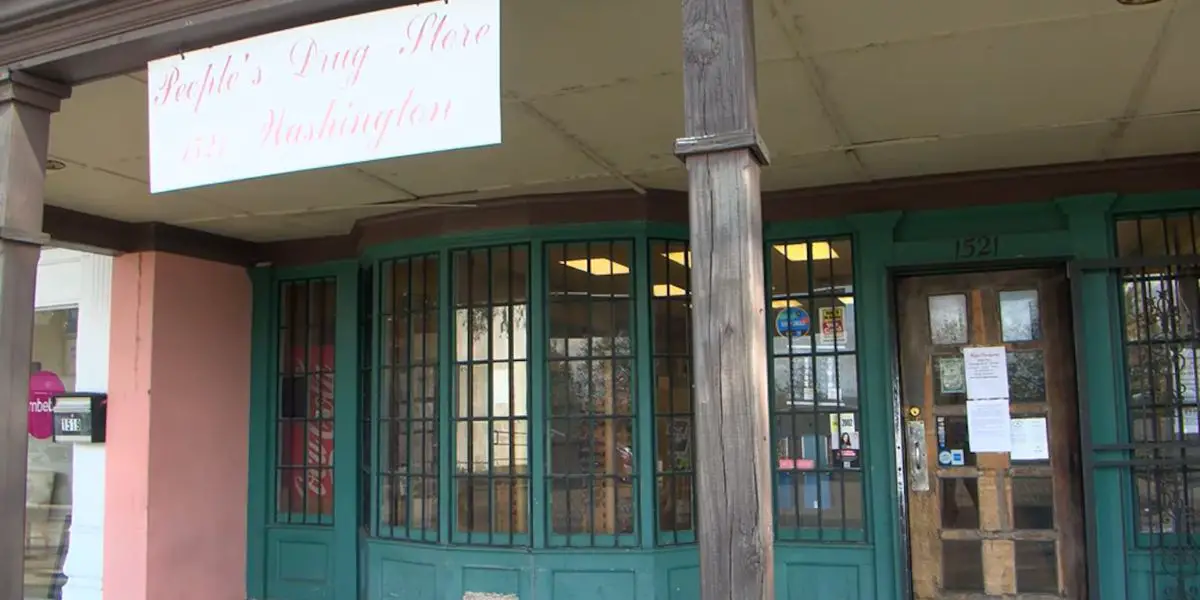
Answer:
[{"left": 28, "top": 371, "right": 65, "bottom": 440}]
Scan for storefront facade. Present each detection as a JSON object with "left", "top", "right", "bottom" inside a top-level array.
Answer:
[
  {"left": 243, "top": 189, "right": 1200, "bottom": 600},
  {"left": 2, "top": 1, "right": 1200, "bottom": 600}
]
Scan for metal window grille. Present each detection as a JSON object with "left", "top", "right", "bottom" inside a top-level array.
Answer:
[
  {"left": 546, "top": 240, "right": 638, "bottom": 548},
  {"left": 1089, "top": 213, "right": 1200, "bottom": 600},
  {"left": 275, "top": 277, "right": 337, "bottom": 525},
  {"left": 649, "top": 239, "right": 696, "bottom": 545},
  {"left": 452, "top": 245, "right": 531, "bottom": 545},
  {"left": 378, "top": 254, "right": 441, "bottom": 542},
  {"left": 767, "top": 237, "right": 863, "bottom": 541}
]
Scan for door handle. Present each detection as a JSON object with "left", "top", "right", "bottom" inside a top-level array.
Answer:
[{"left": 906, "top": 419, "right": 930, "bottom": 492}]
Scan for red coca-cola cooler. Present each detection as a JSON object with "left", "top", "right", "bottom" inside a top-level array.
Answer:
[{"left": 279, "top": 345, "right": 335, "bottom": 517}]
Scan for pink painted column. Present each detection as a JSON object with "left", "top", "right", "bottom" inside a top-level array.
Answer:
[{"left": 103, "top": 252, "right": 252, "bottom": 600}]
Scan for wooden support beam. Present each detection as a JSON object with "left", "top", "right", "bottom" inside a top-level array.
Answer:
[
  {"left": 675, "top": 1, "right": 773, "bottom": 599},
  {"left": 0, "top": 69, "right": 69, "bottom": 600}
]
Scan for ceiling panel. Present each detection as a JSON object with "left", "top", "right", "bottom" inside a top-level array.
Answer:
[
  {"left": 777, "top": 0, "right": 1148, "bottom": 55},
  {"left": 44, "top": 166, "right": 233, "bottom": 223},
  {"left": 1110, "top": 113, "right": 1200, "bottom": 159},
  {"left": 1136, "top": 1, "right": 1200, "bottom": 116},
  {"left": 503, "top": 0, "right": 795, "bottom": 100},
  {"left": 50, "top": 74, "right": 148, "bottom": 181},
  {"left": 528, "top": 74, "right": 685, "bottom": 174},
  {"left": 815, "top": 8, "right": 1166, "bottom": 143},
  {"left": 356, "top": 100, "right": 607, "bottom": 197},
  {"left": 855, "top": 122, "right": 1112, "bottom": 179},
  {"left": 762, "top": 151, "right": 863, "bottom": 190}
]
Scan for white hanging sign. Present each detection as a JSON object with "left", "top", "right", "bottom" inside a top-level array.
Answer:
[{"left": 146, "top": 0, "right": 501, "bottom": 193}]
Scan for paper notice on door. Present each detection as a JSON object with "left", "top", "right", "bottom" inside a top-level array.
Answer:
[
  {"left": 963, "top": 346, "right": 1010, "bottom": 400},
  {"left": 1010, "top": 417, "right": 1049, "bottom": 460},
  {"left": 967, "top": 398, "right": 1012, "bottom": 453}
]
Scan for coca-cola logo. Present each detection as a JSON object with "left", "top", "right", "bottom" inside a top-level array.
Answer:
[{"left": 293, "top": 351, "right": 335, "bottom": 500}]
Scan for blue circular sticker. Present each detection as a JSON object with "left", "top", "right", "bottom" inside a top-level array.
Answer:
[{"left": 775, "top": 307, "right": 810, "bottom": 337}]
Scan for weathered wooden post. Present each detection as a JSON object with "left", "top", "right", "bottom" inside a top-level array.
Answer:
[
  {"left": 674, "top": 0, "right": 774, "bottom": 599},
  {"left": 0, "top": 70, "right": 69, "bottom": 600}
]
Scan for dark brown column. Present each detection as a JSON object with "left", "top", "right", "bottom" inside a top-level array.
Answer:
[
  {"left": 675, "top": 1, "right": 774, "bottom": 599},
  {"left": 0, "top": 69, "right": 70, "bottom": 600}
]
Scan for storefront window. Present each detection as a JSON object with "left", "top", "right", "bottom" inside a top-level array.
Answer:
[
  {"left": 452, "top": 245, "right": 531, "bottom": 545},
  {"left": 347, "top": 231, "right": 865, "bottom": 548},
  {"left": 379, "top": 255, "right": 441, "bottom": 541},
  {"left": 26, "top": 307, "right": 77, "bottom": 599},
  {"left": 546, "top": 240, "right": 637, "bottom": 547},
  {"left": 767, "top": 237, "right": 863, "bottom": 541},
  {"left": 1115, "top": 214, "right": 1200, "bottom": 538},
  {"left": 650, "top": 240, "right": 695, "bottom": 544},
  {"left": 275, "top": 278, "right": 337, "bottom": 524}
]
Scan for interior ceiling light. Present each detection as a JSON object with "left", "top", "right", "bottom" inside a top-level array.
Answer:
[
  {"left": 561, "top": 258, "right": 629, "bottom": 276},
  {"left": 45, "top": 159, "right": 66, "bottom": 171},
  {"left": 771, "top": 299, "right": 802, "bottom": 309},
  {"left": 666, "top": 251, "right": 691, "bottom": 267},
  {"left": 652, "top": 284, "right": 688, "bottom": 297},
  {"left": 839, "top": 296, "right": 854, "bottom": 305},
  {"left": 773, "top": 242, "right": 839, "bottom": 262}
]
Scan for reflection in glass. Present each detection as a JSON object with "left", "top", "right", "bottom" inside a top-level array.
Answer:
[
  {"left": 942, "top": 539, "right": 985, "bottom": 591},
  {"left": 546, "top": 240, "right": 637, "bottom": 545},
  {"left": 769, "top": 236, "right": 862, "bottom": 540},
  {"left": 27, "top": 308, "right": 77, "bottom": 599},
  {"left": 452, "top": 245, "right": 530, "bottom": 543},
  {"left": 940, "top": 477, "right": 980, "bottom": 529},
  {"left": 1007, "top": 350, "right": 1046, "bottom": 402},
  {"left": 929, "top": 294, "right": 969, "bottom": 345},
  {"left": 651, "top": 240, "right": 695, "bottom": 542},
  {"left": 1015, "top": 540, "right": 1059, "bottom": 593},
  {"left": 1000, "top": 289, "right": 1040, "bottom": 342},
  {"left": 1117, "top": 213, "right": 1200, "bottom": 537},
  {"left": 378, "top": 255, "right": 440, "bottom": 540},
  {"left": 1012, "top": 477, "right": 1054, "bottom": 530}
]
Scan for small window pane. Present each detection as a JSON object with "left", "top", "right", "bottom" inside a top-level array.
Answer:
[
  {"left": 1008, "top": 350, "right": 1046, "bottom": 402},
  {"left": 378, "top": 255, "right": 440, "bottom": 540},
  {"left": 651, "top": 240, "right": 696, "bottom": 543},
  {"left": 934, "top": 356, "right": 967, "bottom": 404},
  {"left": 938, "top": 416, "right": 976, "bottom": 467},
  {"left": 276, "top": 278, "right": 337, "bottom": 525},
  {"left": 929, "top": 294, "right": 968, "bottom": 345},
  {"left": 940, "top": 477, "right": 980, "bottom": 529},
  {"left": 1013, "top": 477, "right": 1055, "bottom": 530},
  {"left": 1015, "top": 540, "right": 1059, "bottom": 593},
  {"left": 546, "top": 240, "right": 638, "bottom": 547},
  {"left": 942, "top": 540, "right": 985, "bottom": 591},
  {"left": 770, "top": 237, "right": 861, "bottom": 542},
  {"left": 451, "top": 245, "right": 530, "bottom": 545},
  {"left": 1000, "top": 289, "right": 1040, "bottom": 342}
]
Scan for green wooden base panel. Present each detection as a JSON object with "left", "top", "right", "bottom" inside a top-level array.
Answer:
[
  {"left": 264, "top": 528, "right": 336, "bottom": 600},
  {"left": 263, "top": 540, "right": 876, "bottom": 599}
]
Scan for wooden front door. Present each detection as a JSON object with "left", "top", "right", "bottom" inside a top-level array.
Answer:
[{"left": 897, "top": 268, "right": 1087, "bottom": 600}]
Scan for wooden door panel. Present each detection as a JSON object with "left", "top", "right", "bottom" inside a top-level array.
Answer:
[{"left": 898, "top": 268, "right": 1086, "bottom": 600}]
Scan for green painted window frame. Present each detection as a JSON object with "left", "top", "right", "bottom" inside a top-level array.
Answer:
[
  {"left": 269, "top": 272, "right": 340, "bottom": 527},
  {"left": 1109, "top": 207, "right": 1200, "bottom": 550},
  {"left": 763, "top": 232, "right": 868, "bottom": 544}
]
